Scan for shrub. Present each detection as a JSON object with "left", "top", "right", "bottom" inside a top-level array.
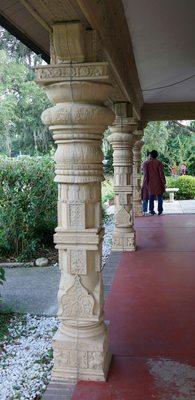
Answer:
[
  {"left": 103, "top": 148, "right": 114, "bottom": 175},
  {"left": 0, "top": 156, "right": 57, "bottom": 260},
  {"left": 102, "top": 179, "right": 114, "bottom": 204},
  {"left": 166, "top": 175, "right": 195, "bottom": 200}
]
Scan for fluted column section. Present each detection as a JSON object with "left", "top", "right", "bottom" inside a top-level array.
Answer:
[
  {"left": 108, "top": 113, "right": 138, "bottom": 251},
  {"left": 133, "top": 138, "right": 144, "bottom": 216},
  {"left": 35, "top": 25, "right": 114, "bottom": 381}
]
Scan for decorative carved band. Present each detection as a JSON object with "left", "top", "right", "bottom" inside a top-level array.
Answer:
[
  {"left": 54, "top": 347, "right": 105, "bottom": 371},
  {"left": 35, "top": 62, "right": 109, "bottom": 83}
]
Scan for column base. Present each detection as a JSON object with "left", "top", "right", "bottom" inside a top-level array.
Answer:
[
  {"left": 112, "top": 231, "right": 136, "bottom": 251},
  {"left": 51, "top": 323, "right": 111, "bottom": 382},
  {"left": 134, "top": 201, "right": 143, "bottom": 217}
]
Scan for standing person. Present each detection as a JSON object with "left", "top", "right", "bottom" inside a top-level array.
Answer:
[
  {"left": 145, "top": 150, "right": 166, "bottom": 215},
  {"left": 180, "top": 163, "right": 187, "bottom": 175}
]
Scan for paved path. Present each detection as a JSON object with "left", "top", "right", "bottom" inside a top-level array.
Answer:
[
  {"left": 0, "top": 266, "right": 60, "bottom": 315},
  {"left": 0, "top": 253, "right": 120, "bottom": 316},
  {"left": 162, "top": 199, "right": 195, "bottom": 214},
  {"left": 107, "top": 199, "right": 195, "bottom": 215}
]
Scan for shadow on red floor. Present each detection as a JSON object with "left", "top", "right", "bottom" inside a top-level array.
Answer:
[{"left": 72, "top": 215, "right": 195, "bottom": 400}]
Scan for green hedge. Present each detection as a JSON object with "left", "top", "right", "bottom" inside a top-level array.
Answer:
[
  {"left": 166, "top": 175, "right": 195, "bottom": 200},
  {"left": 0, "top": 156, "right": 57, "bottom": 260}
]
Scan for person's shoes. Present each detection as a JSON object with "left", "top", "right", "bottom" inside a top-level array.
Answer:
[
  {"left": 158, "top": 211, "right": 163, "bottom": 215},
  {"left": 149, "top": 211, "right": 156, "bottom": 215},
  {"left": 143, "top": 212, "right": 150, "bottom": 216}
]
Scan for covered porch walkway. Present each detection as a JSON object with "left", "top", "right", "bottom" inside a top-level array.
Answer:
[
  {"left": 73, "top": 214, "right": 195, "bottom": 399},
  {"left": 1, "top": 0, "right": 195, "bottom": 394}
]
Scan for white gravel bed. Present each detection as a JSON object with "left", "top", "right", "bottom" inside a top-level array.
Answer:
[
  {"left": 0, "top": 214, "right": 114, "bottom": 400},
  {"left": 102, "top": 215, "right": 114, "bottom": 269},
  {"left": 0, "top": 315, "right": 58, "bottom": 400}
]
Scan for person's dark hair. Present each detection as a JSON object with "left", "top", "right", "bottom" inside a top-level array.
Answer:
[{"left": 150, "top": 150, "right": 158, "bottom": 159}]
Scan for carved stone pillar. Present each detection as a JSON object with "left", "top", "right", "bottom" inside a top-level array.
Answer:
[
  {"left": 35, "top": 23, "right": 114, "bottom": 382},
  {"left": 108, "top": 103, "right": 138, "bottom": 251},
  {"left": 133, "top": 138, "right": 144, "bottom": 216}
]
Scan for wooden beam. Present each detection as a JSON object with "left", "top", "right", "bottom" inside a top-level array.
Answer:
[
  {"left": 142, "top": 102, "right": 195, "bottom": 121},
  {"left": 74, "top": 0, "right": 143, "bottom": 118}
]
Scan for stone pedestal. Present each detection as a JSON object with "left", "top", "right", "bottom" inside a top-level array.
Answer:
[
  {"left": 133, "top": 139, "right": 144, "bottom": 216},
  {"left": 108, "top": 105, "right": 138, "bottom": 251},
  {"left": 35, "top": 23, "right": 114, "bottom": 382}
]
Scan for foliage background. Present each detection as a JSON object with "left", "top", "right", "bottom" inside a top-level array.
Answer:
[
  {"left": 0, "top": 27, "right": 195, "bottom": 262},
  {"left": 0, "top": 156, "right": 57, "bottom": 260},
  {"left": 0, "top": 27, "right": 53, "bottom": 157},
  {"left": 143, "top": 121, "right": 195, "bottom": 175}
]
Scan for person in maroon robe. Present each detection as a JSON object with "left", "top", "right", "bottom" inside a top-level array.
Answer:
[{"left": 145, "top": 150, "right": 166, "bottom": 215}]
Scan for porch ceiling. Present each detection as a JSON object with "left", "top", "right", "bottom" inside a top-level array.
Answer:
[
  {"left": 0, "top": 0, "right": 195, "bottom": 121},
  {"left": 123, "top": 0, "right": 195, "bottom": 103}
]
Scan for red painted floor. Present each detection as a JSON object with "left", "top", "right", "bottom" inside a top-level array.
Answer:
[{"left": 72, "top": 215, "right": 195, "bottom": 400}]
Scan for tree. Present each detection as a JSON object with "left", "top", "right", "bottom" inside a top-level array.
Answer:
[
  {"left": 142, "top": 121, "right": 195, "bottom": 175},
  {"left": 166, "top": 134, "right": 195, "bottom": 175},
  {"left": 0, "top": 27, "right": 42, "bottom": 66},
  {"left": 142, "top": 122, "right": 169, "bottom": 156},
  {"left": 142, "top": 122, "right": 171, "bottom": 173},
  {"left": 0, "top": 50, "right": 53, "bottom": 156}
]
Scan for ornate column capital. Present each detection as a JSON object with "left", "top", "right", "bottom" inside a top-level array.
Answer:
[
  {"left": 108, "top": 117, "right": 138, "bottom": 147},
  {"left": 37, "top": 78, "right": 114, "bottom": 185}
]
